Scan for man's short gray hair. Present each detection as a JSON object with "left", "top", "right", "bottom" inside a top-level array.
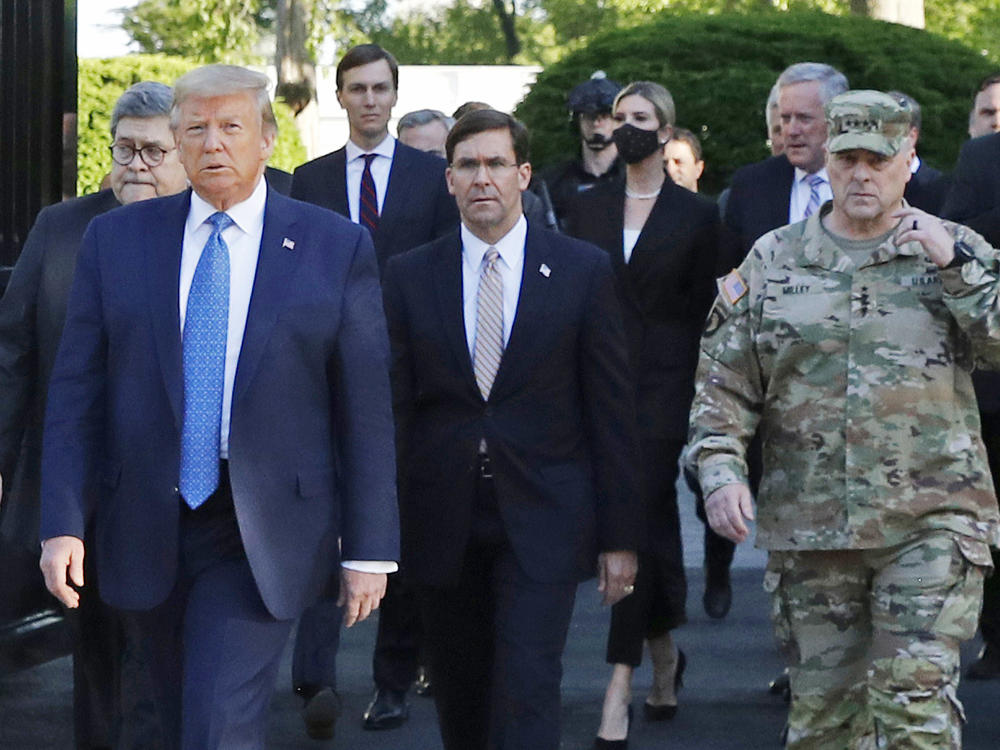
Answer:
[
  {"left": 171, "top": 64, "right": 277, "bottom": 135},
  {"left": 397, "top": 109, "right": 454, "bottom": 135},
  {"left": 776, "top": 62, "right": 849, "bottom": 105},
  {"left": 110, "top": 81, "right": 174, "bottom": 138}
]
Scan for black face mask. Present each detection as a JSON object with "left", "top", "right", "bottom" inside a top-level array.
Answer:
[{"left": 612, "top": 123, "right": 662, "bottom": 164}]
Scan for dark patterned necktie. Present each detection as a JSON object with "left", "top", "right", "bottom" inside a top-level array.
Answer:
[{"left": 360, "top": 153, "right": 380, "bottom": 232}]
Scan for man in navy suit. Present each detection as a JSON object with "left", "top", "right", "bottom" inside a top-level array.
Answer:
[
  {"left": 382, "top": 108, "right": 641, "bottom": 750},
  {"left": 721, "top": 62, "right": 848, "bottom": 269},
  {"left": 38, "top": 64, "right": 399, "bottom": 750},
  {"left": 290, "top": 43, "right": 458, "bottom": 733},
  {"left": 0, "top": 80, "right": 187, "bottom": 750}
]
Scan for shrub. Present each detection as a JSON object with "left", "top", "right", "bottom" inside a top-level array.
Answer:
[
  {"left": 515, "top": 11, "right": 997, "bottom": 195},
  {"left": 78, "top": 55, "right": 306, "bottom": 195}
]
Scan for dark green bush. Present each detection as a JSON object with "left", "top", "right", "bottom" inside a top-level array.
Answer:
[
  {"left": 78, "top": 55, "right": 306, "bottom": 196},
  {"left": 515, "top": 11, "right": 997, "bottom": 195}
]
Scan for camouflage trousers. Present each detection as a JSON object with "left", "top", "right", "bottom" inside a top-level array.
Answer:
[{"left": 764, "top": 531, "right": 992, "bottom": 749}]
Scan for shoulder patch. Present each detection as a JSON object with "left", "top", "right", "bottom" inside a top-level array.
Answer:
[{"left": 721, "top": 270, "right": 748, "bottom": 305}]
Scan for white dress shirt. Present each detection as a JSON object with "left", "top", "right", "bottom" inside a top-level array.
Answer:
[
  {"left": 788, "top": 167, "right": 832, "bottom": 223},
  {"left": 345, "top": 135, "right": 395, "bottom": 223},
  {"left": 622, "top": 228, "right": 641, "bottom": 264},
  {"left": 179, "top": 176, "right": 395, "bottom": 574},
  {"left": 461, "top": 216, "right": 528, "bottom": 357},
  {"left": 910, "top": 155, "right": 921, "bottom": 175}
]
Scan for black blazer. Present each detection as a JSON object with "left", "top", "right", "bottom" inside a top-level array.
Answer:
[
  {"left": 0, "top": 189, "right": 121, "bottom": 547},
  {"left": 904, "top": 161, "right": 949, "bottom": 215},
  {"left": 942, "top": 133, "right": 1000, "bottom": 413},
  {"left": 382, "top": 226, "right": 642, "bottom": 587},
  {"left": 290, "top": 140, "right": 458, "bottom": 272},
  {"left": 565, "top": 179, "right": 720, "bottom": 441},
  {"left": 721, "top": 154, "right": 795, "bottom": 269}
]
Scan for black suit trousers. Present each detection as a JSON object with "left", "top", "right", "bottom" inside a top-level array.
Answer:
[
  {"left": 977, "top": 411, "right": 1000, "bottom": 648},
  {"left": 418, "top": 477, "right": 577, "bottom": 750}
]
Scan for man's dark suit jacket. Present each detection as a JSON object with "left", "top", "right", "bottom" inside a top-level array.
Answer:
[
  {"left": 40, "top": 187, "right": 399, "bottom": 621},
  {"left": 942, "top": 132, "right": 1000, "bottom": 413},
  {"left": 382, "top": 225, "right": 642, "bottom": 587},
  {"left": 0, "top": 189, "right": 120, "bottom": 546},
  {"left": 290, "top": 140, "right": 458, "bottom": 271},
  {"left": 721, "top": 154, "right": 794, "bottom": 269},
  {"left": 904, "top": 161, "right": 949, "bottom": 215},
  {"left": 564, "top": 179, "right": 720, "bottom": 442}
]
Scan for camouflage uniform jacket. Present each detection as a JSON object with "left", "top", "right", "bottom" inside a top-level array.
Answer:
[{"left": 688, "top": 202, "right": 1000, "bottom": 550}]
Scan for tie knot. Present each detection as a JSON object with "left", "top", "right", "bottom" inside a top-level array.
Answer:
[
  {"left": 807, "top": 173, "right": 825, "bottom": 188},
  {"left": 362, "top": 153, "right": 378, "bottom": 168},
  {"left": 484, "top": 247, "right": 500, "bottom": 267},
  {"left": 208, "top": 212, "right": 233, "bottom": 233}
]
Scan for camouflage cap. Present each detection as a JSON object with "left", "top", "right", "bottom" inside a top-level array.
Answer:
[{"left": 825, "top": 90, "right": 913, "bottom": 156}]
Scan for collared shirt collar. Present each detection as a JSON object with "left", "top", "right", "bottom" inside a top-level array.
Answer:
[
  {"left": 795, "top": 166, "right": 829, "bottom": 185},
  {"left": 187, "top": 174, "right": 267, "bottom": 235},
  {"left": 461, "top": 215, "right": 528, "bottom": 271},
  {"left": 910, "top": 155, "right": 922, "bottom": 175},
  {"left": 346, "top": 134, "right": 396, "bottom": 162}
]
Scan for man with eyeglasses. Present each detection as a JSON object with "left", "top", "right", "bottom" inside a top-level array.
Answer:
[
  {"left": 381, "top": 108, "right": 641, "bottom": 750},
  {"left": 0, "top": 80, "right": 187, "bottom": 750}
]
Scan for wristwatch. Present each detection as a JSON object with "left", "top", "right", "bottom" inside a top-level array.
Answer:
[{"left": 945, "top": 240, "right": 976, "bottom": 269}]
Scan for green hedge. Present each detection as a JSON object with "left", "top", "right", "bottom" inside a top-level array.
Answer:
[
  {"left": 78, "top": 55, "right": 306, "bottom": 196},
  {"left": 515, "top": 11, "right": 997, "bottom": 195}
]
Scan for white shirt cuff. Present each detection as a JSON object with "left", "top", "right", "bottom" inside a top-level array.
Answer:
[{"left": 341, "top": 560, "right": 398, "bottom": 574}]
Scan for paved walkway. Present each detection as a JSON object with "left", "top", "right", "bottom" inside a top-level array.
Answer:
[{"left": 2, "top": 483, "right": 999, "bottom": 748}]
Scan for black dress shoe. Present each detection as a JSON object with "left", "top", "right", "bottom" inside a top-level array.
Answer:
[
  {"left": 643, "top": 649, "right": 686, "bottom": 721},
  {"left": 301, "top": 686, "right": 340, "bottom": 741},
  {"left": 594, "top": 704, "right": 632, "bottom": 749},
  {"left": 967, "top": 644, "right": 1000, "bottom": 680},
  {"left": 414, "top": 666, "right": 433, "bottom": 696},
  {"left": 362, "top": 687, "right": 409, "bottom": 730},
  {"left": 703, "top": 568, "right": 732, "bottom": 620},
  {"left": 768, "top": 669, "right": 791, "bottom": 702}
]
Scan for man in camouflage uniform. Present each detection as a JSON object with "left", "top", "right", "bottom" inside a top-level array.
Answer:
[{"left": 687, "top": 90, "right": 1000, "bottom": 749}]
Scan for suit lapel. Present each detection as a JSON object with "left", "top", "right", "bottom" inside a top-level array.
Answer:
[
  {"left": 147, "top": 191, "right": 191, "bottom": 432},
  {"left": 327, "top": 148, "right": 350, "bottom": 216},
  {"left": 376, "top": 143, "right": 413, "bottom": 249},
  {"left": 232, "top": 189, "right": 302, "bottom": 404},
  {"left": 489, "top": 227, "right": 554, "bottom": 400},
  {"left": 432, "top": 235, "right": 478, "bottom": 392}
]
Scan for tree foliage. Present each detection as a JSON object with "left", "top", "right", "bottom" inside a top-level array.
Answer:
[
  {"left": 122, "top": 0, "right": 263, "bottom": 62},
  {"left": 515, "top": 11, "right": 995, "bottom": 194},
  {"left": 77, "top": 55, "right": 305, "bottom": 195}
]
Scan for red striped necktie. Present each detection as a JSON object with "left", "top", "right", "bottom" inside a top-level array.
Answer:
[{"left": 360, "top": 153, "right": 380, "bottom": 232}]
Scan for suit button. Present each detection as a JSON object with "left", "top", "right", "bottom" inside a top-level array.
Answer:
[{"left": 172, "top": 486, "right": 180, "bottom": 494}]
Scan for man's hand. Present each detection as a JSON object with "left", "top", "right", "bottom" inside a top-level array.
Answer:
[
  {"left": 338, "top": 568, "right": 388, "bottom": 628},
  {"left": 597, "top": 550, "right": 638, "bottom": 607},
  {"left": 39, "top": 536, "right": 85, "bottom": 608},
  {"left": 705, "top": 483, "right": 755, "bottom": 543},
  {"left": 892, "top": 207, "right": 956, "bottom": 267}
]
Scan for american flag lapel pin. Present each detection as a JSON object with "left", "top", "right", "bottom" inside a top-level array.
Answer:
[
  {"left": 539, "top": 263, "right": 551, "bottom": 278},
  {"left": 282, "top": 237, "right": 295, "bottom": 250}
]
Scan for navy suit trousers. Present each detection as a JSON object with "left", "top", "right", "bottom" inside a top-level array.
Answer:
[{"left": 127, "top": 468, "right": 293, "bottom": 750}]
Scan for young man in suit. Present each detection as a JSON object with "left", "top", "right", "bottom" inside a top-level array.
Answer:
[
  {"left": 291, "top": 43, "right": 458, "bottom": 735},
  {"left": 721, "top": 62, "right": 849, "bottom": 269},
  {"left": 0, "top": 81, "right": 188, "bottom": 750},
  {"left": 38, "top": 65, "right": 399, "bottom": 750},
  {"left": 382, "top": 108, "right": 642, "bottom": 750}
]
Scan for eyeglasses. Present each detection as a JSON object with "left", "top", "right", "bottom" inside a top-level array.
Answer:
[
  {"left": 450, "top": 157, "right": 520, "bottom": 177},
  {"left": 109, "top": 143, "right": 175, "bottom": 167}
]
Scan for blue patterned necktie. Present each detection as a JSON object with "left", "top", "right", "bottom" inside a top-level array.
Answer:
[
  {"left": 803, "top": 173, "right": 825, "bottom": 218},
  {"left": 360, "top": 153, "right": 380, "bottom": 233},
  {"left": 179, "top": 211, "right": 233, "bottom": 509}
]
